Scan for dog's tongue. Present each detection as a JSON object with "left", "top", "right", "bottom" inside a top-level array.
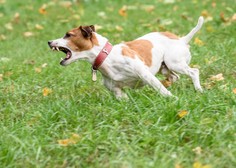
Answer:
[{"left": 66, "top": 52, "right": 71, "bottom": 60}]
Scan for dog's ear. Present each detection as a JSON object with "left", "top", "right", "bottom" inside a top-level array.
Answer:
[{"left": 79, "top": 25, "right": 95, "bottom": 38}]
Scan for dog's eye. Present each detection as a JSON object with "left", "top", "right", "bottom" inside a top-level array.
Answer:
[{"left": 64, "top": 33, "right": 71, "bottom": 39}]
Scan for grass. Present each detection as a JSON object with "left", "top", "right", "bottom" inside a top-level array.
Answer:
[{"left": 0, "top": 0, "right": 236, "bottom": 167}]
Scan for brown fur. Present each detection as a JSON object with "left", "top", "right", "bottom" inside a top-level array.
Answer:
[
  {"left": 122, "top": 40, "right": 153, "bottom": 67},
  {"left": 67, "top": 28, "right": 99, "bottom": 52},
  {"left": 160, "top": 32, "right": 179, "bottom": 39}
]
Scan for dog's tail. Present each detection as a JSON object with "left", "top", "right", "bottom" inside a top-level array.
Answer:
[{"left": 180, "top": 16, "right": 204, "bottom": 44}]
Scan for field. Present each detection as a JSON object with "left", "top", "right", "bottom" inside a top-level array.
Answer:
[{"left": 0, "top": 0, "right": 236, "bottom": 167}]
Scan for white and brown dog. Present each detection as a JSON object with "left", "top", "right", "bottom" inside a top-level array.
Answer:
[{"left": 48, "top": 16, "right": 204, "bottom": 99}]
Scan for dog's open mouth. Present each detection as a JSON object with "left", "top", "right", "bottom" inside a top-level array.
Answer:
[{"left": 51, "top": 46, "right": 72, "bottom": 62}]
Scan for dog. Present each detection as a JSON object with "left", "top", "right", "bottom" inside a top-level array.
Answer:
[{"left": 48, "top": 16, "right": 204, "bottom": 99}]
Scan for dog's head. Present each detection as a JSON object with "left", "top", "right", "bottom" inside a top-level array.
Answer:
[{"left": 48, "top": 25, "right": 98, "bottom": 66}]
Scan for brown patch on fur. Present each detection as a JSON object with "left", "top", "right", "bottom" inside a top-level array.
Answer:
[
  {"left": 66, "top": 27, "right": 98, "bottom": 52},
  {"left": 160, "top": 31, "right": 179, "bottom": 39},
  {"left": 123, "top": 40, "right": 153, "bottom": 67}
]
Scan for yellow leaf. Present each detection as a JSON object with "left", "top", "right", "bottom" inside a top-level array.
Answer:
[
  {"left": 178, "top": 110, "right": 188, "bottom": 118},
  {"left": 115, "top": 25, "right": 123, "bottom": 32},
  {"left": 119, "top": 6, "right": 127, "bottom": 17},
  {"left": 39, "top": 4, "right": 47, "bottom": 15},
  {"left": 193, "top": 161, "right": 211, "bottom": 168},
  {"left": 0, "top": 0, "right": 5, "bottom": 4},
  {"left": 193, "top": 162, "right": 202, "bottom": 168},
  {"left": 13, "top": 12, "right": 20, "bottom": 23},
  {"left": 192, "top": 146, "right": 202, "bottom": 155},
  {"left": 24, "top": 32, "right": 34, "bottom": 37},
  {"left": 175, "top": 163, "right": 182, "bottom": 168},
  {"left": 206, "top": 25, "right": 214, "bottom": 32},
  {"left": 194, "top": 37, "right": 204, "bottom": 46},
  {"left": 60, "top": 1, "right": 72, "bottom": 8},
  {"left": 43, "top": 87, "right": 52, "bottom": 96},
  {"left": 231, "top": 13, "right": 236, "bottom": 21},
  {"left": 58, "top": 133, "right": 81, "bottom": 146},
  {"left": 0, "top": 74, "right": 3, "bottom": 81},
  {"left": 5, "top": 23, "right": 13, "bottom": 30},
  {"left": 209, "top": 73, "right": 224, "bottom": 81},
  {"left": 35, "top": 24, "right": 44, "bottom": 30},
  {"left": 161, "top": 80, "right": 172, "bottom": 88},
  {"left": 35, "top": 67, "right": 42, "bottom": 73},
  {"left": 0, "top": 34, "right": 6, "bottom": 41},
  {"left": 233, "top": 88, "right": 236, "bottom": 94}
]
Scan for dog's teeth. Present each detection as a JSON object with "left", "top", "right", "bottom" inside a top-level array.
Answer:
[
  {"left": 52, "top": 47, "right": 55, "bottom": 51},
  {"left": 56, "top": 47, "right": 59, "bottom": 51}
]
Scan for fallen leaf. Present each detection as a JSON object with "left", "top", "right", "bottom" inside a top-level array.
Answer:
[
  {"left": 161, "top": 80, "right": 172, "bottom": 88},
  {"left": 43, "top": 87, "right": 52, "bottom": 96},
  {"left": 0, "top": 74, "right": 3, "bottom": 81},
  {"left": 115, "top": 25, "right": 123, "bottom": 32},
  {"left": 209, "top": 73, "right": 224, "bottom": 81},
  {"left": 60, "top": 1, "right": 72, "bottom": 8},
  {"left": 194, "top": 37, "right": 204, "bottom": 46},
  {"left": 231, "top": 13, "right": 236, "bottom": 21},
  {"left": 0, "top": 34, "right": 6, "bottom": 40},
  {"left": 0, "top": 0, "right": 5, "bottom": 4},
  {"left": 233, "top": 88, "right": 236, "bottom": 94},
  {"left": 163, "top": 0, "right": 175, "bottom": 4},
  {"left": 39, "top": 4, "right": 47, "bottom": 15},
  {"left": 206, "top": 25, "right": 214, "bottom": 32},
  {"left": 175, "top": 163, "right": 182, "bottom": 168},
  {"left": 119, "top": 5, "right": 127, "bottom": 17},
  {"left": 192, "top": 146, "right": 202, "bottom": 155},
  {"left": 35, "top": 67, "right": 42, "bottom": 73},
  {"left": 193, "top": 161, "right": 211, "bottom": 168},
  {"left": 142, "top": 5, "right": 155, "bottom": 12},
  {"left": 24, "top": 32, "right": 34, "bottom": 37},
  {"left": 178, "top": 110, "right": 188, "bottom": 118},
  {"left": 0, "top": 57, "right": 10, "bottom": 62},
  {"left": 35, "top": 24, "right": 44, "bottom": 30},
  {"left": 5, "top": 23, "right": 13, "bottom": 30},
  {"left": 41, "top": 63, "right": 48, "bottom": 68},
  {"left": 58, "top": 133, "right": 81, "bottom": 146},
  {"left": 13, "top": 12, "right": 20, "bottom": 23}
]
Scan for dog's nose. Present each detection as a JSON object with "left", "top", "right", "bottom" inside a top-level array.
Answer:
[{"left": 48, "top": 41, "right": 52, "bottom": 47}]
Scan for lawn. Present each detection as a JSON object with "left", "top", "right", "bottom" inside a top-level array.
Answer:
[{"left": 0, "top": 0, "right": 236, "bottom": 167}]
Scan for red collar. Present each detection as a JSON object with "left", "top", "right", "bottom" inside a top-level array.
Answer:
[{"left": 92, "top": 41, "right": 112, "bottom": 70}]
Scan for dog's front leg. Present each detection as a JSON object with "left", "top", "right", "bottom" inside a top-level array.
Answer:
[
  {"left": 103, "top": 78, "right": 128, "bottom": 99},
  {"left": 136, "top": 67, "right": 173, "bottom": 97}
]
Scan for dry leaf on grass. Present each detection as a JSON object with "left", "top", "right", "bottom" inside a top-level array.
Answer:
[
  {"left": 39, "top": 4, "right": 47, "bottom": 15},
  {"left": 192, "top": 146, "right": 202, "bottom": 155},
  {"left": 5, "top": 23, "right": 13, "bottom": 30},
  {"left": 35, "top": 24, "right": 44, "bottom": 30},
  {"left": 233, "top": 88, "right": 236, "bottom": 94},
  {"left": 194, "top": 37, "right": 204, "bottom": 46},
  {"left": 0, "top": 74, "right": 3, "bottom": 81},
  {"left": 119, "top": 6, "right": 127, "bottom": 17},
  {"left": 193, "top": 161, "right": 211, "bottom": 168},
  {"left": 178, "top": 110, "right": 188, "bottom": 118},
  {"left": 58, "top": 133, "right": 81, "bottom": 146},
  {"left": 209, "top": 73, "right": 224, "bottom": 81},
  {"left": 43, "top": 87, "right": 52, "bottom": 96},
  {"left": 24, "top": 32, "right": 34, "bottom": 37}
]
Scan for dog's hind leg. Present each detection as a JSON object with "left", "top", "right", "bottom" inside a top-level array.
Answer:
[{"left": 168, "top": 63, "right": 203, "bottom": 92}]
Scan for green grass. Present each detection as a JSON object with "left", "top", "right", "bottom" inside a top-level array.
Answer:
[{"left": 0, "top": 0, "right": 236, "bottom": 167}]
